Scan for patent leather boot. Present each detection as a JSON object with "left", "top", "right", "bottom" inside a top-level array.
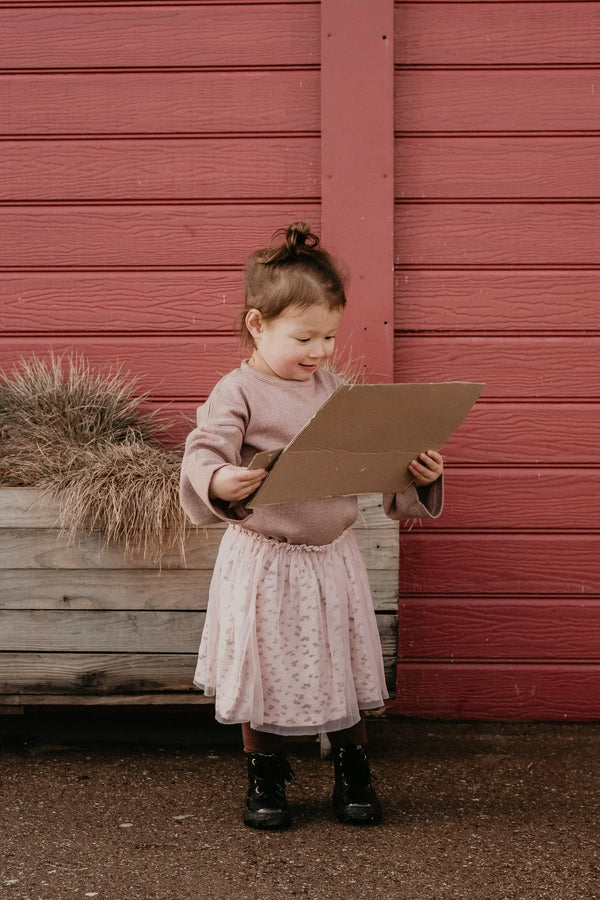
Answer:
[
  {"left": 332, "top": 744, "right": 382, "bottom": 824},
  {"left": 244, "top": 751, "right": 295, "bottom": 829}
]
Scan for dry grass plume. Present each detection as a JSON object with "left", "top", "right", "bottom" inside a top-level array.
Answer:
[{"left": 0, "top": 355, "right": 190, "bottom": 560}]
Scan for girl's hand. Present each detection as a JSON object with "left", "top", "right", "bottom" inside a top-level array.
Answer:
[
  {"left": 408, "top": 450, "right": 444, "bottom": 486},
  {"left": 209, "top": 465, "right": 267, "bottom": 503}
]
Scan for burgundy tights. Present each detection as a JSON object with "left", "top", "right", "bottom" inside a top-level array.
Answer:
[{"left": 242, "top": 713, "right": 368, "bottom": 754}]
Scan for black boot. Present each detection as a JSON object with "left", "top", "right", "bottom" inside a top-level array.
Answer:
[
  {"left": 244, "top": 751, "right": 295, "bottom": 830},
  {"left": 332, "top": 744, "right": 382, "bottom": 824}
]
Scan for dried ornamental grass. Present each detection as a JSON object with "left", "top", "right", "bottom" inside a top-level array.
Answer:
[
  {"left": 51, "top": 441, "right": 189, "bottom": 562},
  {"left": 0, "top": 355, "right": 191, "bottom": 560}
]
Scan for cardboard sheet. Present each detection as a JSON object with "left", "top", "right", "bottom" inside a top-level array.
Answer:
[{"left": 245, "top": 381, "right": 485, "bottom": 507}]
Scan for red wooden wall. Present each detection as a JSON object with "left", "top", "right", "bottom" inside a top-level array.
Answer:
[
  {"left": 2, "top": 1, "right": 600, "bottom": 719},
  {"left": 388, "top": 0, "right": 600, "bottom": 719},
  {"left": 0, "top": 1, "right": 322, "bottom": 442}
]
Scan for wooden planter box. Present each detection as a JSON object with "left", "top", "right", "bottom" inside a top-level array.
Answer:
[{"left": 0, "top": 488, "right": 398, "bottom": 712}]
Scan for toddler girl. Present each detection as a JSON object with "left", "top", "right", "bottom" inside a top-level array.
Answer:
[{"left": 180, "top": 222, "right": 443, "bottom": 829}]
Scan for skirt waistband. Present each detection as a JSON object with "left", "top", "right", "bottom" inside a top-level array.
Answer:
[{"left": 229, "top": 523, "right": 350, "bottom": 553}]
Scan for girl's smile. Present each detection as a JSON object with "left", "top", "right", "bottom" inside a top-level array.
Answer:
[{"left": 246, "top": 304, "right": 343, "bottom": 382}]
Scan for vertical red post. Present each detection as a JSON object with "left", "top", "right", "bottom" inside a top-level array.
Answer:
[{"left": 321, "top": 0, "right": 395, "bottom": 382}]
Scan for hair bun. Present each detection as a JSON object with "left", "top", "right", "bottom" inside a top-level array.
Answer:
[{"left": 285, "top": 221, "right": 319, "bottom": 255}]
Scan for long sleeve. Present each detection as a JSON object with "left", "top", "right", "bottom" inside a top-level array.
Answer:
[
  {"left": 179, "top": 376, "right": 253, "bottom": 526},
  {"left": 383, "top": 475, "right": 443, "bottom": 521}
]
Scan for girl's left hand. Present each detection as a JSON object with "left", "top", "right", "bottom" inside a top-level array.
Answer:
[{"left": 408, "top": 449, "right": 444, "bottom": 486}]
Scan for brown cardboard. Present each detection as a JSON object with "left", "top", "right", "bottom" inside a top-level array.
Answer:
[{"left": 245, "top": 382, "right": 485, "bottom": 507}]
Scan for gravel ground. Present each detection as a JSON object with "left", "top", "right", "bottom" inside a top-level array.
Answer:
[{"left": 2, "top": 710, "right": 600, "bottom": 900}]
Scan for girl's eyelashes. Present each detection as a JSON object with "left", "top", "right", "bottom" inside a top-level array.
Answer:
[{"left": 295, "top": 335, "right": 336, "bottom": 343}]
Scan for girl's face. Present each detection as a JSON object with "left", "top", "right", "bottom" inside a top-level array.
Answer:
[{"left": 246, "top": 303, "right": 343, "bottom": 381}]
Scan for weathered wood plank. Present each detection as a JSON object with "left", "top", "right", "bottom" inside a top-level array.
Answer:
[
  {"left": 395, "top": 71, "right": 600, "bottom": 133},
  {"left": 0, "top": 613, "right": 397, "bottom": 695},
  {"left": 0, "top": 204, "right": 320, "bottom": 268},
  {"left": 390, "top": 663, "right": 600, "bottom": 721},
  {"left": 0, "top": 72, "right": 320, "bottom": 135},
  {"left": 395, "top": 138, "right": 600, "bottom": 200},
  {"left": 395, "top": 204, "right": 600, "bottom": 267},
  {"left": 398, "top": 534, "right": 600, "bottom": 596},
  {"left": 395, "top": 3, "right": 600, "bottom": 66},
  {"left": 0, "top": 610, "right": 206, "bottom": 653},
  {"left": 0, "top": 489, "right": 393, "bottom": 530},
  {"left": 0, "top": 609, "right": 206, "bottom": 653},
  {"left": 0, "top": 527, "right": 221, "bottom": 570},
  {"left": 0, "top": 608, "right": 397, "bottom": 657},
  {"left": 0, "top": 524, "right": 399, "bottom": 571},
  {"left": 0, "top": 693, "right": 213, "bottom": 707},
  {"left": 395, "top": 336, "right": 600, "bottom": 400},
  {"left": 0, "top": 569, "right": 213, "bottom": 611},
  {"left": 0, "top": 567, "right": 399, "bottom": 612},
  {"left": 0, "top": 652, "right": 198, "bottom": 694},
  {"left": 395, "top": 270, "right": 600, "bottom": 331},
  {"left": 0, "top": 6, "right": 320, "bottom": 68},
  {"left": 0, "top": 137, "right": 320, "bottom": 202},
  {"left": 398, "top": 598, "right": 600, "bottom": 660}
]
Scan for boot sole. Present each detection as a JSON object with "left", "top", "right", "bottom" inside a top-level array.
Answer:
[
  {"left": 244, "top": 809, "right": 292, "bottom": 830},
  {"left": 334, "top": 805, "right": 382, "bottom": 825}
]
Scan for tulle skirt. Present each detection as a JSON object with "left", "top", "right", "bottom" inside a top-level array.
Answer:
[{"left": 194, "top": 524, "right": 388, "bottom": 735}]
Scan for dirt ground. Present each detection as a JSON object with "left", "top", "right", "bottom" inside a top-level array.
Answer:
[{"left": 1, "top": 709, "right": 600, "bottom": 900}]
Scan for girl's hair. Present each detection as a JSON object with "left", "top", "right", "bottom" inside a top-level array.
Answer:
[{"left": 241, "top": 221, "right": 347, "bottom": 347}]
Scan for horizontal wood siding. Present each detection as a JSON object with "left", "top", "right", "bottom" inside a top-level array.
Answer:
[
  {"left": 392, "top": 1, "right": 600, "bottom": 719},
  {"left": 0, "top": 1, "right": 321, "bottom": 443}
]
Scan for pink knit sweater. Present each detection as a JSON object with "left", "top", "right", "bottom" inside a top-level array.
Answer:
[{"left": 180, "top": 362, "right": 443, "bottom": 546}]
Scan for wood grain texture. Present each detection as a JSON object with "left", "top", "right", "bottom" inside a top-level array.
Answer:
[
  {"left": 0, "top": 610, "right": 397, "bottom": 657},
  {"left": 0, "top": 5, "right": 320, "bottom": 68},
  {"left": 0, "top": 489, "right": 393, "bottom": 530},
  {"left": 443, "top": 403, "right": 600, "bottom": 466},
  {"left": 0, "top": 271, "right": 245, "bottom": 333},
  {"left": 390, "top": 664, "right": 600, "bottom": 721},
  {"left": 0, "top": 523, "right": 399, "bottom": 572},
  {"left": 4, "top": 333, "right": 598, "bottom": 400},
  {"left": 398, "top": 598, "right": 600, "bottom": 660},
  {"left": 0, "top": 693, "right": 212, "bottom": 707},
  {"left": 0, "top": 609, "right": 206, "bottom": 653},
  {"left": 395, "top": 138, "right": 600, "bottom": 199},
  {"left": 395, "top": 3, "right": 600, "bottom": 66},
  {"left": 412, "top": 468, "right": 600, "bottom": 532},
  {"left": 321, "top": 0, "right": 395, "bottom": 379},
  {"left": 1, "top": 138, "right": 320, "bottom": 201},
  {"left": 395, "top": 204, "right": 600, "bottom": 267},
  {"left": 394, "top": 335, "right": 600, "bottom": 399},
  {"left": 0, "top": 204, "right": 320, "bottom": 267},
  {"left": 0, "top": 335, "right": 243, "bottom": 400},
  {"left": 0, "top": 567, "right": 399, "bottom": 613},
  {"left": 395, "top": 70, "right": 600, "bottom": 133},
  {"left": 394, "top": 270, "right": 600, "bottom": 331},
  {"left": 1, "top": 569, "right": 213, "bottom": 611},
  {"left": 0, "top": 614, "right": 397, "bottom": 695},
  {"left": 138, "top": 399, "right": 600, "bottom": 463},
  {"left": 0, "top": 527, "right": 222, "bottom": 571},
  {"left": 0, "top": 652, "right": 199, "bottom": 694},
  {"left": 398, "top": 534, "right": 600, "bottom": 596},
  {"left": 0, "top": 72, "right": 320, "bottom": 135}
]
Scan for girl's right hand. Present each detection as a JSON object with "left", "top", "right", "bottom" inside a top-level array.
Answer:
[{"left": 209, "top": 465, "right": 267, "bottom": 502}]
